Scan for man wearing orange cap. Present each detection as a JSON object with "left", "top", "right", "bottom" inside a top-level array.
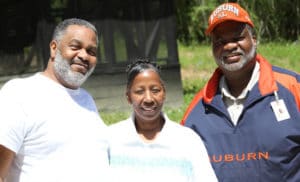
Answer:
[{"left": 181, "top": 2, "right": 300, "bottom": 182}]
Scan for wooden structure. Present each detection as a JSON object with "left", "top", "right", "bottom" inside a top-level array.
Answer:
[{"left": 0, "top": 0, "right": 183, "bottom": 112}]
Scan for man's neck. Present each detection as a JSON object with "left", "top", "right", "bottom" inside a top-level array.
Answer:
[{"left": 223, "top": 60, "right": 257, "bottom": 97}]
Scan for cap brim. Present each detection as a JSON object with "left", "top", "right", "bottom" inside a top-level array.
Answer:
[{"left": 205, "top": 18, "right": 254, "bottom": 35}]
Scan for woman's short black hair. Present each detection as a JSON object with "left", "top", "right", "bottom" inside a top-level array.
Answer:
[{"left": 126, "top": 58, "right": 163, "bottom": 90}]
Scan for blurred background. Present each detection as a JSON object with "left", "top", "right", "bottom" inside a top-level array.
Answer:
[{"left": 0, "top": 0, "right": 299, "bottom": 124}]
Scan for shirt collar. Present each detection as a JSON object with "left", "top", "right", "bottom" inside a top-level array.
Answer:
[{"left": 220, "top": 62, "right": 260, "bottom": 100}]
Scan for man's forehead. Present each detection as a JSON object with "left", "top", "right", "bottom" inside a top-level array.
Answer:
[
  {"left": 62, "top": 26, "right": 97, "bottom": 44},
  {"left": 212, "top": 22, "right": 247, "bottom": 37}
]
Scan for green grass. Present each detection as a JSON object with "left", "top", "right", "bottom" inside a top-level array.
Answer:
[
  {"left": 256, "top": 42, "right": 300, "bottom": 71},
  {"left": 101, "top": 41, "right": 300, "bottom": 125},
  {"left": 101, "top": 111, "right": 130, "bottom": 126}
]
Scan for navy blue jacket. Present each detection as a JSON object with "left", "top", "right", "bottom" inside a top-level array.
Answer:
[{"left": 182, "top": 54, "right": 300, "bottom": 182}]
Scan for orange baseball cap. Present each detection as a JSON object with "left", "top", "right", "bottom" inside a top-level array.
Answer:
[{"left": 205, "top": 3, "right": 254, "bottom": 35}]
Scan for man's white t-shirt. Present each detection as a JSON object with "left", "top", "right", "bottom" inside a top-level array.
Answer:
[{"left": 0, "top": 73, "right": 109, "bottom": 182}]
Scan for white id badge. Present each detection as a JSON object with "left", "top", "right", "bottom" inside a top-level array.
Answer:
[{"left": 270, "top": 99, "right": 291, "bottom": 122}]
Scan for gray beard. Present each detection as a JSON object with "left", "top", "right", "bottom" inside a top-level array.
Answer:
[
  {"left": 217, "top": 44, "right": 256, "bottom": 72},
  {"left": 53, "top": 50, "right": 94, "bottom": 88}
]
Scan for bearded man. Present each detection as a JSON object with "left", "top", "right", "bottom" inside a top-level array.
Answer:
[{"left": 0, "top": 18, "right": 109, "bottom": 182}]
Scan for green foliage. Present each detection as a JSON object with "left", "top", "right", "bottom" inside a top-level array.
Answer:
[
  {"left": 177, "top": 42, "right": 215, "bottom": 69},
  {"left": 164, "top": 106, "right": 186, "bottom": 123},
  {"left": 176, "top": 0, "right": 300, "bottom": 44},
  {"left": 101, "top": 111, "right": 130, "bottom": 126},
  {"left": 102, "top": 42, "right": 300, "bottom": 125},
  {"left": 257, "top": 41, "right": 300, "bottom": 71},
  {"left": 182, "top": 79, "right": 207, "bottom": 95},
  {"left": 175, "top": 0, "right": 218, "bottom": 44}
]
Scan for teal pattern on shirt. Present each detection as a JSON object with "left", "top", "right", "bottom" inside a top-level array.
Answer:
[{"left": 110, "top": 155, "right": 194, "bottom": 177}]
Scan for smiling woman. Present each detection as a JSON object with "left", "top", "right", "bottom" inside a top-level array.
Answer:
[
  {"left": 125, "top": 60, "right": 165, "bottom": 141},
  {"left": 107, "top": 58, "right": 218, "bottom": 182}
]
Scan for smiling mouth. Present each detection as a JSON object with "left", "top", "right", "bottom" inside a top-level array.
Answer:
[
  {"left": 72, "top": 63, "right": 89, "bottom": 74},
  {"left": 142, "top": 107, "right": 157, "bottom": 113},
  {"left": 223, "top": 53, "right": 242, "bottom": 63}
]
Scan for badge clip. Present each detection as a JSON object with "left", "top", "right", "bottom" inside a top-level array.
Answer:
[{"left": 270, "top": 91, "right": 290, "bottom": 122}]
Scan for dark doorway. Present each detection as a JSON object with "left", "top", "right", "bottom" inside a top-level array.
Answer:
[{"left": 0, "top": 0, "right": 183, "bottom": 112}]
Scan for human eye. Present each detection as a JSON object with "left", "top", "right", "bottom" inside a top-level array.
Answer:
[
  {"left": 69, "top": 44, "right": 80, "bottom": 50},
  {"left": 87, "top": 48, "right": 97, "bottom": 56},
  {"left": 213, "top": 39, "right": 225, "bottom": 48},
  {"left": 234, "top": 36, "right": 245, "bottom": 42},
  {"left": 133, "top": 89, "right": 144, "bottom": 95},
  {"left": 151, "top": 87, "right": 161, "bottom": 94}
]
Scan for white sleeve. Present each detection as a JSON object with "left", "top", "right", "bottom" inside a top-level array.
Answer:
[
  {"left": 188, "top": 130, "right": 218, "bottom": 182},
  {"left": 0, "top": 87, "right": 26, "bottom": 153}
]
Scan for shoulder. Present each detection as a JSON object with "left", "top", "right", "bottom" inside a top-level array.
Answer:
[
  {"left": 163, "top": 119, "right": 208, "bottom": 157},
  {"left": 272, "top": 65, "right": 300, "bottom": 84},
  {"left": 272, "top": 66, "right": 300, "bottom": 108},
  {"left": 108, "top": 117, "right": 135, "bottom": 143},
  {"left": 273, "top": 66, "right": 300, "bottom": 79},
  {"left": 0, "top": 74, "right": 38, "bottom": 99},
  {"left": 78, "top": 87, "right": 93, "bottom": 97},
  {"left": 164, "top": 115, "right": 202, "bottom": 141},
  {"left": 76, "top": 88, "right": 96, "bottom": 104},
  {"left": 1, "top": 73, "right": 46, "bottom": 90},
  {"left": 1, "top": 77, "right": 26, "bottom": 91}
]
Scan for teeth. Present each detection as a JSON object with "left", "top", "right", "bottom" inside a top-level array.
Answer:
[
  {"left": 143, "top": 107, "right": 155, "bottom": 111},
  {"left": 144, "top": 109, "right": 153, "bottom": 111},
  {"left": 227, "top": 54, "right": 237, "bottom": 58}
]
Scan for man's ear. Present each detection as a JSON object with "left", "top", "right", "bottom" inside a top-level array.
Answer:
[{"left": 49, "top": 40, "right": 58, "bottom": 60}]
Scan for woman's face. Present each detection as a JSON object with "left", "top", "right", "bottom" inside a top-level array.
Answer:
[{"left": 127, "top": 69, "right": 165, "bottom": 123}]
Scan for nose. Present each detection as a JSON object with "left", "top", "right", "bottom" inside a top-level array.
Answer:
[
  {"left": 144, "top": 91, "right": 154, "bottom": 103},
  {"left": 77, "top": 49, "right": 89, "bottom": 61},
  {"left": 223, "top": 41, "right": 238, "bottom": 51}
]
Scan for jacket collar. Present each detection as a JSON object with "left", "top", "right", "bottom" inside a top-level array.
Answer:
[{"left": 203, "top": 54, "right": 278, "bottom": 103}]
